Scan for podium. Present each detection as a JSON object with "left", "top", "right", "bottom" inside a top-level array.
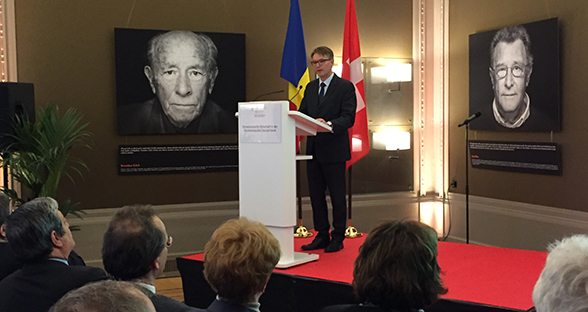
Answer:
[{"left": 238, "top": 101, "right": 331, "bottom": 268}]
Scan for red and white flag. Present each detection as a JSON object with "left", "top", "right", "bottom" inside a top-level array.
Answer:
[{"left": 342, "top": 0, "right": 369, "bottom": 169}]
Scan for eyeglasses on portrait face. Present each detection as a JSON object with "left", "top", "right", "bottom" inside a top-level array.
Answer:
[
  {"left": 491, "top": 64, "right": 526, "bottom": 80},
  {"left": 310, "top": 59, "right": 332, "bottom": 67},
  {"left": 166, "top": 235, "right": 173, "bottom": 248}
]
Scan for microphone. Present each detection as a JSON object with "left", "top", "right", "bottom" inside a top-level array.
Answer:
[
  {"left": 289, "top": 86, "right": 303, "bottom": 101},
  {"left": 458, "top": 112, "right": 481, "bottom": 127},
  {"left": 253, "top": 90, "right": 284, "bottom": 101}
]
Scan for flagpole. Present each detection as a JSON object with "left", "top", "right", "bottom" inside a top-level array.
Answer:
[
  {"left": 345, "top": 165, "right": 362, "bottom": 238},
  {"left": 294, "top": 155, "right": 312, "bottom": 238},
  {"left": 342, "top": 0, "right": 367, "bottom": 238}
]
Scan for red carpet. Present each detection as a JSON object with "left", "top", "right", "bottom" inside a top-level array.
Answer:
[{"left": 184, "top": 235, "right": 547, "bottom": 310}]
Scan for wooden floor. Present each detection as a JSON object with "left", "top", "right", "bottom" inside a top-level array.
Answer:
[{"left": 154, "top": 277, "right": 184, "bottom": 302}]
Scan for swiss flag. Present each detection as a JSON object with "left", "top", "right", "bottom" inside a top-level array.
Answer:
[{"left": 342, "top": 0, "right": 369, "bottom": 169}]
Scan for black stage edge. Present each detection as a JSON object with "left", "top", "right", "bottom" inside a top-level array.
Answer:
[{"left": 176, "top": 257, "right": 526, "bottom": 312}]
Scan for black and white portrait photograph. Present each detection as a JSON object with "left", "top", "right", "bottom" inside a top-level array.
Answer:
[
  {"left": 468, "top": 18, "right": 560, "bottom": 132},
  {"left": 115, "top": 28, "right": 245, "bottom": 135}
]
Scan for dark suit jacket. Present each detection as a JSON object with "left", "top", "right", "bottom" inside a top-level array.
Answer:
[
  {"left": 148, "top": 292, "right": 205, "bottom": 312},
  {"left": 117, "top": 98, "right": 237, "bottom": 135},
  {"left": 0, "top": 242, "right": 21, "bottom": 281},
  {"left": 206, "top": 299, "right": 257, "bottom": 312},
  {"left": 0, "top": 260, "right": 107, "bottom": 312},
  {"left": 321, "top": 304, "right": 404, "bottom": 312},
  {"left": 299, "top": 75, "right": 357, "bottom": 163}
]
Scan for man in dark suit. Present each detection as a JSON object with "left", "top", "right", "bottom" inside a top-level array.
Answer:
[
  {"left": 102, "top": 205, "right": 203, "bottom": 312},
  {"left": 0, "top": 197, "right": 107, "bottom": 312},
  {"left": 0, "top": 193, "right": 21, "bottom": 281},
  {"left": 299, "top": 46, "right": 357, "bottom": 253}
]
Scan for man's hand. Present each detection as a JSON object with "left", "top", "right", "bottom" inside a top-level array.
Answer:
[{"left": 316, "top": 118, "right": 327, "bottom": 124}]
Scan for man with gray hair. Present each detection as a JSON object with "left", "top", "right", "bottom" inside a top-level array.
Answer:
[
  {"left": 49, "top": 280, "right": 157, "bottom": 312},
  {"left": 532, "top": 234, "right": 588, "bottom": 312},
  {"left": 489, "top": 25, "right": 534, "bottom": 129},
  {"left": 0, "top": 197, "right": 107, "bottom": 312},
  {"left": 117, "top": 30, "right": 236, "bottom": 134}
]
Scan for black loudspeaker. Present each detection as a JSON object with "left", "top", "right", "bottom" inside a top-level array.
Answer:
[{"left": 0, "top": 82, "right": 35, "bottom": 151}]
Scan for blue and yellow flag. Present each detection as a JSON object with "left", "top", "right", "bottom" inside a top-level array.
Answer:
[{"left": 280, "top": 0, "right": 310, "bottom": 110}]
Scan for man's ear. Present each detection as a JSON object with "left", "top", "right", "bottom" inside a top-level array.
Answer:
[
  {"left": 151, "top": 257, "right": 160, "bottom": 271},
  {"left": 144, "top": 66, "right": 157, "bottom": 94},
  {"left": 525, "top": 66, "right": 533, "bottom": 87},
  {"left": 208, "top": 67, "right": 219, "bottom": 94},
  {"left": 489, "top": 67, "right": 496, "bottom": 90},
  {"left": 50, "top": 230, "right": 63, "bottom": 248}
]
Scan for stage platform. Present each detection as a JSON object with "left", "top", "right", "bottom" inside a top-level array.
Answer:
[{"left": 178, "top": 234, "right": 546, "bottom": 312}]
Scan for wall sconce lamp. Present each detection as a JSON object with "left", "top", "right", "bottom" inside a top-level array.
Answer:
[
  {"left": 371, "top": 62, "right": 412, "bottom": 91},
  {"left": 373, "top": 129, "right": 411, "bottom": 159}
]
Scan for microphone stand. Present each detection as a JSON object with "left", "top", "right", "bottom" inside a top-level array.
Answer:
[{"left": 459, "top": 112, "right": 479, "bottom": 244}]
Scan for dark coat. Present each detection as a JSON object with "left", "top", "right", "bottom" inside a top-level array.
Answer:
[
  {"left": 0, "top": 260, "right": 107, "bottom": 312},
  {"left": 299, "top": 74, "right": 357, "bottom": 163}
]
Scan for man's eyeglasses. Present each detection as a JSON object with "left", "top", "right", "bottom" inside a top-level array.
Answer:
[
  {"left": 310, "top": 59, "right": 331, "bottom": 66},
  {"left": 491, "top": 65, "right": 526, "bottom": 79},
  {"left": 166, "top": 235, "right": 173, "bottom": 248}
]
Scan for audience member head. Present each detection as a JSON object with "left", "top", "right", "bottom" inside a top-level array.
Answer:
[
  {"left": 49, "top": 280, "right": 156, "bottom": 312},
  {"left": 353, "top": 220, "right": 447, "bottom": 311},
  {"left": 102, "top": 205, "right": 169, "bottom": 283},
  {"left": 532, "top": 235, "right": 588, "bottom": 312},
  {"left": 5, "top": 197, "right": 74, "bottom": 263},
  {"left": 203, "top": 217, "right": 281, "bottom": 305},
  {"left": 0, "top": 193, "right": 10, "bottom": 240}
]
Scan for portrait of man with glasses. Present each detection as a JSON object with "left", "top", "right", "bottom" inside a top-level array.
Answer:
[
  {"left": 468, "top": 18, "right": 559, "bottom": 132},
  {"left": 489, "top": 25, "right": 534, "bottom": 129}
]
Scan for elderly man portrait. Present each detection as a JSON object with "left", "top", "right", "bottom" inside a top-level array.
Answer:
[
  {"left": 488, "top": 25, "right": 534, "bottom": 129},
  {"left": 203, "top": 217, "right": 281, "bottom": 312},
  {"left": 49, "top": 280, "right": 157, "bottom": 312},
  {"left": 0, "top": 197, "right": 107, "bottom": 312},
  {"left": 102, "top": 205, "right": 203, "bottom": 312},
  {"left": 117, "top": 30, "right": 236, "bottom": 135},
  {"left": 469, "top": 18, "right": 559, "bottom": 132}
]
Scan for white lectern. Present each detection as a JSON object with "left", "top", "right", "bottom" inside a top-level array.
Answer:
[{"left": 238, "top": 101, "right": 331, "bottom": 268}]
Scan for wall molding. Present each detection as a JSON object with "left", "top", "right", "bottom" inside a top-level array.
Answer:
[
  {"left": 446, "top": 193, "right": 588, "bottom": 250},
  {"left": 72, "top": 192, "right": 586, "bottom": 268}
]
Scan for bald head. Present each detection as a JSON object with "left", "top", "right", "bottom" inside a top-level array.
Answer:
[
  {"left": 147, "top": 30, "right": 218, "bottom": 76},
  {"left": 49, "top": 280, "right": 156, "bottom": 312},
  {"left": 143, "top": 30, "right": 219, "bottom": 128}
]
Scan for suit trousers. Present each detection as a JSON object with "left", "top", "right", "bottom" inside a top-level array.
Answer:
[{"left": 307, "top": 159, "right": 347, "bottom": 242}]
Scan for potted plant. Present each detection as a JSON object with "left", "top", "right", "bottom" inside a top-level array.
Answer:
[{"left": 0, "top": 104, "right": 91, "bottom": 222}]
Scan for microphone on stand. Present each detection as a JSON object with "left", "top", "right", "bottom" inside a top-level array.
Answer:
[
  {"left": 458, "top": 112, "right": 481, "bottom": 127},
  {"left": 289, "top": 86, "right": 303, "bottom": 102},
  {"left": 253, "top": 90, "right": 285, "bottom": 101}
]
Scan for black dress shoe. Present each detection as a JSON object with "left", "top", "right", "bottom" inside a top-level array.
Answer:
[
  {"left": 301, "top": 237, "right": 330, "bottom": 250},
  {"left": 324, "top": 240, "right": 344, "bottom": 253}
]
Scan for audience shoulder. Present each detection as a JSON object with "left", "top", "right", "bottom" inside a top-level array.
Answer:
[{"left": 72, "top": 264, "right": 108, "bottom": 281}]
